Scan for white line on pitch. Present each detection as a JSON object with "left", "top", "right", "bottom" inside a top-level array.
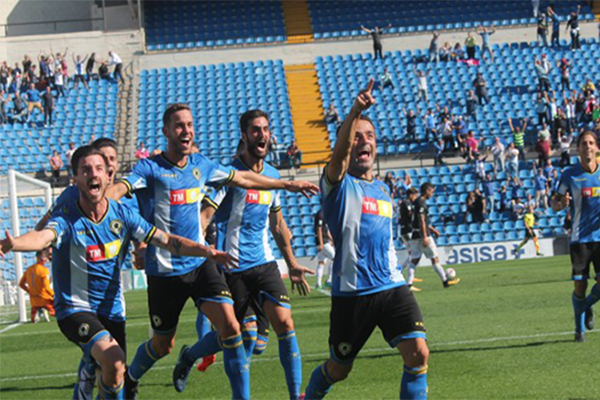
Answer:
[
  {"left": 0, "top": 322, "right": 22, "bottom": 334},
  {"left": 1, "top": 329, "right": 596, "bottom": 383}
]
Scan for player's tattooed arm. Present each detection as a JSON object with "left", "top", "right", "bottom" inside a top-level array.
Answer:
[
  {"left": 327, "top": 78, "right": 376, "bottom": 186},
  {"left": 0, "top": 229, "right": 55, "bottom": 257},
  {"left": 231, "top": 171, "right": 318, "bottom": 198},
  {"left": 149, "top": 228, "right": 237, "bottom": 269},
  {"left": 269, "top": 211, "right": 314, "bottom": 296}
]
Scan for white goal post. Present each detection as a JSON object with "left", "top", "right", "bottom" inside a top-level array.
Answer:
[{"left": 7, "top": 169, "right": 53, "bottom": 323}]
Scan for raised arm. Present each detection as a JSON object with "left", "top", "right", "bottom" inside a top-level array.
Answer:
[
  {"left": 522, "top": 117, "right": 529, "bottom": 131},
  {"left": 229, "top": 171, "right": 318, "bottom": 197},
  {"left": 361, "top": 25, "right": 372, "bottom": 33},
  {"left": 149, "top": 228, "right": 236, "bottom": 269},
  {"left": 269, "top": 211, "right": 314, "bottom": 295},
  {"left": 326, "top": 78, "right": 375, "bottom": 185},
  {"left": 0, "top": 229, "right": 55, "bottom": 257},
  {"left": 507, "top": 117, "right": 515, "bottom": 132}
]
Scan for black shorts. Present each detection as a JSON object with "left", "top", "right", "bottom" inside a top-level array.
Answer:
[
  {"left": 525, "top": 229, "right": 537, "bottom": 239},
  {"left": 242, "top": 299, "right": 270, "bottom": 338},
  {"left": 570, "top": 243, "right": 600, "bottom": 280},
  {"left": 226, "top": 262, "right": 289, "bottom": 323},
  {"left": 147, "top": 259, "right": 232, "bottom": 334},
  {"left": 74, "top": 75, "right": 85, "bottom": 83},
  {"left": 58, "top": 312, "right": 126, "bottom": 357},
  {"left": 329, "top": 285, "right": 426, "bottom": 364}
]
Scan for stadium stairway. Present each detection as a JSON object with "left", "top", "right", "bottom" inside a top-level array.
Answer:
[
  {"left": 115, "top": 77, "right": 138, "bottom": 174},
  {"left": 594, "top": 1, "right": 600, "bottom": 19},
  {"left": 285, "top": 64, "right": 330, "bottom": 166},
  {"left": 282, "top": 0, "right": 314, "bottom": 44}
]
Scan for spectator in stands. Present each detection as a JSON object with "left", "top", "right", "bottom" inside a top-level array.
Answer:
[
  {"left": 465, "top": 32, "right": 477, "bottom": 60},
  {"left": 72, "top": 54, "right": 89, "bottom": 90},
  {"left": 466, "top": 190, "right": 486, "bottom": 223},
  {"left": 22, "top": 54, "right": 32, "bottom": 75},
  {"left": 474, "top": 154, "right": 486, "bottom": 184},
  {"left": 512, "top": 197, "right": 526, "bottom": 220},
  {"left": 361, "top": 24, "right": 391, "bottom": 60},
  {"left": 433, "top": 138, "right": 444, "bottom": 166},
  {"left": 18, "top": 248, "right": 55, "bottom": 323},
  {"left": 549, "top": 168, "right": 560, "bottom": 196},
  {"left": 439, "top": 42, "right": 452, "bottom": 61},
  {"left": 538, "top": 122, "right": 550, "bottom": 141},
  {"left": 535, "top": 58, "right": 551, "bottom": 92},
  {"left": 42, "top": 86, "right": 54, "bottom": 127},
  {"left": 65, "top": 141, "right": 76, "bottom": 182},
  {"left": 554, "top": 109, "right": 569, "bottom": 141},
  {"left": 511, "top": 176, "right": 523, "bottom": 197},
  {"left": 86, "top": 52, "right": 96, "bottom": 81},
  {"left": 380, "top": 67, "right": 394, "bottom": 89},
  {"left": 384, "top": 172, "right": 395, "bottom": 196},
  {"left": 557, "top": 58, "right": 570, "bottom": 92},
  {"left": 11, "top": 91, "right": 27, "bottom": 123},
  {"left": 465, "top": 130, "right": 480, "bottom": 161},
  {"left": 324, "top": 104, "right": 341, "bottom": 125},
  {"left": 136, "top": 142, "right": 150, "bottom": 160},
  {"left": 506, "top": 142, "right": 520, "bottom": 180},
  {"left": 482, "top": 173, "right": 496, "bottom": 212},
  {"left": 465, "top": 90, "right": 478, "bottom": 121},
  {"left": 558, "top": 130, "right": 572, "bottom": 167},
  {"left": 53, "top": 65, "right": 66, "bottom": 99},
  {"left": 498, "top": 184, "right": 508, "bottom": 212},
  {"left": 543, "top": 158, "right": 554, "bottom": 179},
  {"left": 269, "top": 135, "right": 282, "bottom": 166},
  {"left": 49, "top": 150, "right": 63, "bottom": 184},
  {"left": 490, "top": 137, "right": 505, "bottom": 175},
  {"left": 440, "top": 116, "right": 454, "bottom": 151},
  {"left": 566, "top": 5, "right": 581, "bottom": 51},
  {"left": 57, "top": 50, "right": 69, "bottom": 82},
  {"left": 108, "top": 50, "right": 124, "bottom": 84},
  {"left": 37, "top": 52, "right": 51, "bottom": 80},
  {"left": 508, "top": 117, "right": 528, "bottom": 160},
  {"left": 25, "top": 82, "right": 43, "bottom": 123},
  {"left": 535, "top": 93, "right": 549, "bottom": 125},
  {"left": 477, "top": 25, "right": 496, "bottom": 63},
  {"left": 537, "top": 12, "right": 549, "bottom": 47},
  {"left": 473, "top": 73, "right": 490, "bottom": 105},
  {"left": 547, "top": 7, "right": 562, "bottom": 47},
  {"left": 532, "top": 0, "right": 540, "bottom": 17},
  {"left": 287, "top": 139, "right": 302, "bottom": 168},
  {"left": 536, "top": 132, "right": 550, "bottom": 167},
  {"left": 398, "top": 173, "right": 413, "bottom": 196},
  {"left": 534, "top": 167, "right": 549, "bottom": 210},
  {"left": 452, "top": 42, "right": 466, "bottom": 60},
  {"left": 0, "top": 89, "right": 7, "bottom": 124},
  {"left": 98, "top": 61, "right": 110, "bottom": 81},
  {"left": 423, "top": 108, "right": 437, "bottom": 142},
  {"left": 582, "top": 78, "right": 596, "bottom": 97},
  {"left": 402, "top": 107, "right": 418, "bottom": 143},
  {"left": 413, "top": 66, "right": 430, "bottom": 103},
  {"left": 0, "top": 63, "right": 8, "bottom": 92},
  {"left": 429, "top": 31, "right": 440, "bottom": 63},
  {"left": 453, "top": 115, "right": 467, "bottom": 146}
]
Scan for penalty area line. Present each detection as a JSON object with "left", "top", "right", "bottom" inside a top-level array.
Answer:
[{"left": 1, "top": 329, "right": 596, "bottom": 383}]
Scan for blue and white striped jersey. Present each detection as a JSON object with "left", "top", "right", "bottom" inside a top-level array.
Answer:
[
  {"left": 121, "top": 153, "right": 234, "bottom": 277},
  {"left": 557, "top": 163, "right": 600, "bottom": 244},
  {"left": 47, "top": 200, "right": 156, "bottom": 321},
  {"left": 321, "top": 170, "right": 404, "bottom": 297},
  {"left": 207, "top": 158, "right": 281, "bottom": 272}
]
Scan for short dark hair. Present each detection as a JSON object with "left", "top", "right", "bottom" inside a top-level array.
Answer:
[
  {"left": 407, "top": 187, "right": 419, "bottom": 196},
  {"left": 420, "top": 182, "right": 434, "bottom": 194},
  {"left": 71, "top": 145, "right": 108, "bottom": 176},
  {"left": 163, "top": 103, "right": 191, "bottom": 126},
  {"left": 240, "top": 109, "right": 270, "bottom": 134},
  {"left": 577, "top": 131, "right": 598, "bottom": 147},
  {"left": 92, "top": 138, "right": 117, "bottom": 152}
]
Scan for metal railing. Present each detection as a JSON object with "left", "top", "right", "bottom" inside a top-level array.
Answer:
[{"left": 0, "top": 17, "right": 104, "bottom": 37}]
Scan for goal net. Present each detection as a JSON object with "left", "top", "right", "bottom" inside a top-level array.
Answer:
[{"left": 0, "top": 169, "right": 52, "bottom": 323}]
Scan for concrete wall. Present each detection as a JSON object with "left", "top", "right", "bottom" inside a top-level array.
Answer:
[{"left": 0, "top": 0, "right": 97, "bottom": 37}]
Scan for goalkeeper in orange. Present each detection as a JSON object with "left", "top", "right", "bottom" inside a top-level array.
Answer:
[{"left": 18, "top": 248, "right": 55, "bottom": 322}]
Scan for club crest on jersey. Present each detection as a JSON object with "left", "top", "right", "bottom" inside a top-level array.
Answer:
[
  {"left": 362, "top": 197, "right": 392, "bottom": 218},
  {"left": 193, "top": 168, "right": 201, "bottom": 181},
  {"left": 110, "top": 220, "right": 123, "bottom": 235},
  {"left": 338, "top": 342, "right": 352, "bottom": 356},
  {"left": 78, "top": 323, "right": 90, "bottom": 337}
]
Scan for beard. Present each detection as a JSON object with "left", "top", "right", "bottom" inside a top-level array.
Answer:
[{"left": 246, "top": 139, "right": 268, "bottom": 160}]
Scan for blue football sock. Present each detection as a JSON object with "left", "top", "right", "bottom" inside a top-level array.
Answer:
[
  {"left": 222, "top": 334, "right": 250, "bottom": 400},
  {"left": 128, "top": 340, "right": 161, "bottom": 381},
  {"left": 242, "top": 326, "right": 258, "bottom": 360},
  {"left": 72, "top": 357, "right": 96, "bottom": 400},
  {"left": 184, "top": 330, "right": 223, "bottom": 363},
  {"left": 97, "top": 377, "right": 124, "bottom": 400},
  {"left": 253, "top": 334, "right": 269, "bottom": 356},
  {"left": 196, "top": 312, "right": 211, "bottom": 340},
  {"left": 400, "top": 365, "right": 428, "bottom": 400},
  {"left": 278, "top": 330, "right": 302, "bottom": 399},
  {"left": 584, "top": 283, "right": 600, "bottom": 310},
  {"left": 305, "top": 363, "right": 334, "bottom": 400},
  {"left": 572, "top": 292, "right": 586, "bottom": 333}
]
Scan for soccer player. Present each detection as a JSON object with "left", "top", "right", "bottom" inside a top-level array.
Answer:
[
  {"left": 514, "top": 204, "right": 542, "bottom": 256},
  {"left": 398, "top": 187, "right": 422, "bottom": 291},
  {"left": 303, "top": 79, "right": 429, "bottom": 399},
  {"left": 405, "top": 183, "right": 460, "bottom": 289},
  {"left": 18, "top": 248, "right": 55, "bottom": 323},
  {"left": 106, "top": 103, "right": 317, "bottom": 399},
  {"left": 0, "top": 145, "right": 234, "bottom": 400},
  {"left": 551, "top": 131, "right": 600, "bottom": 342},
  {"left": 175, "top": 109, "right": 313, "bottom": 399},
  {"left": 315, "top": 208, "right": 335, "bottom": 289}
]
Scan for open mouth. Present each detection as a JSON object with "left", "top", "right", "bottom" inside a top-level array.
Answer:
[
  {"left": 88, "top": 181, "right": 101, "bottom": 195},
  {"left": 256, "top": 140, "right": 267, "bottom": 151},
  {"left": 357, "top": 148, "right": 371, "bottom": 162},
  {"left": 179, "top": 137, "right": 192, "bottom": 147}
]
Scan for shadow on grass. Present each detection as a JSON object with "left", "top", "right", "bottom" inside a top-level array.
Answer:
[{"left": 0, "top": 383, "right": 74, "bottom": 393}]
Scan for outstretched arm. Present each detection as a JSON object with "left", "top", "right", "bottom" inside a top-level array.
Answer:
[
  {"left": 229, "top": 171, "right": 318, "bottom": 197},
  {"left": 326, "top": 78, "right": 376, "bottom": 185},
  {"left": 361, "top": 25, "right": 372, "bottom": 33},
  {"left": 269, "top": 211, "right": 314, "bottom": 295},
  {"left": 0, "top": 229, "right": 55, "bottom": 257}
]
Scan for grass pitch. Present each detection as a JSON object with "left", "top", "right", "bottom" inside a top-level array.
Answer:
[{"left": 1, "top": 255, "right": 599, "bottom": 399}]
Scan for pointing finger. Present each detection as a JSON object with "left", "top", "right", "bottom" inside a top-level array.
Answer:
[{"left": 365, "top": 77, "right": 375, "bottom": 93}]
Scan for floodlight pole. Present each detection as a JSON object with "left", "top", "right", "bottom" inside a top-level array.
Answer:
[{"left": 8, "top": 169, "right": 26, "bottom": 323}]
